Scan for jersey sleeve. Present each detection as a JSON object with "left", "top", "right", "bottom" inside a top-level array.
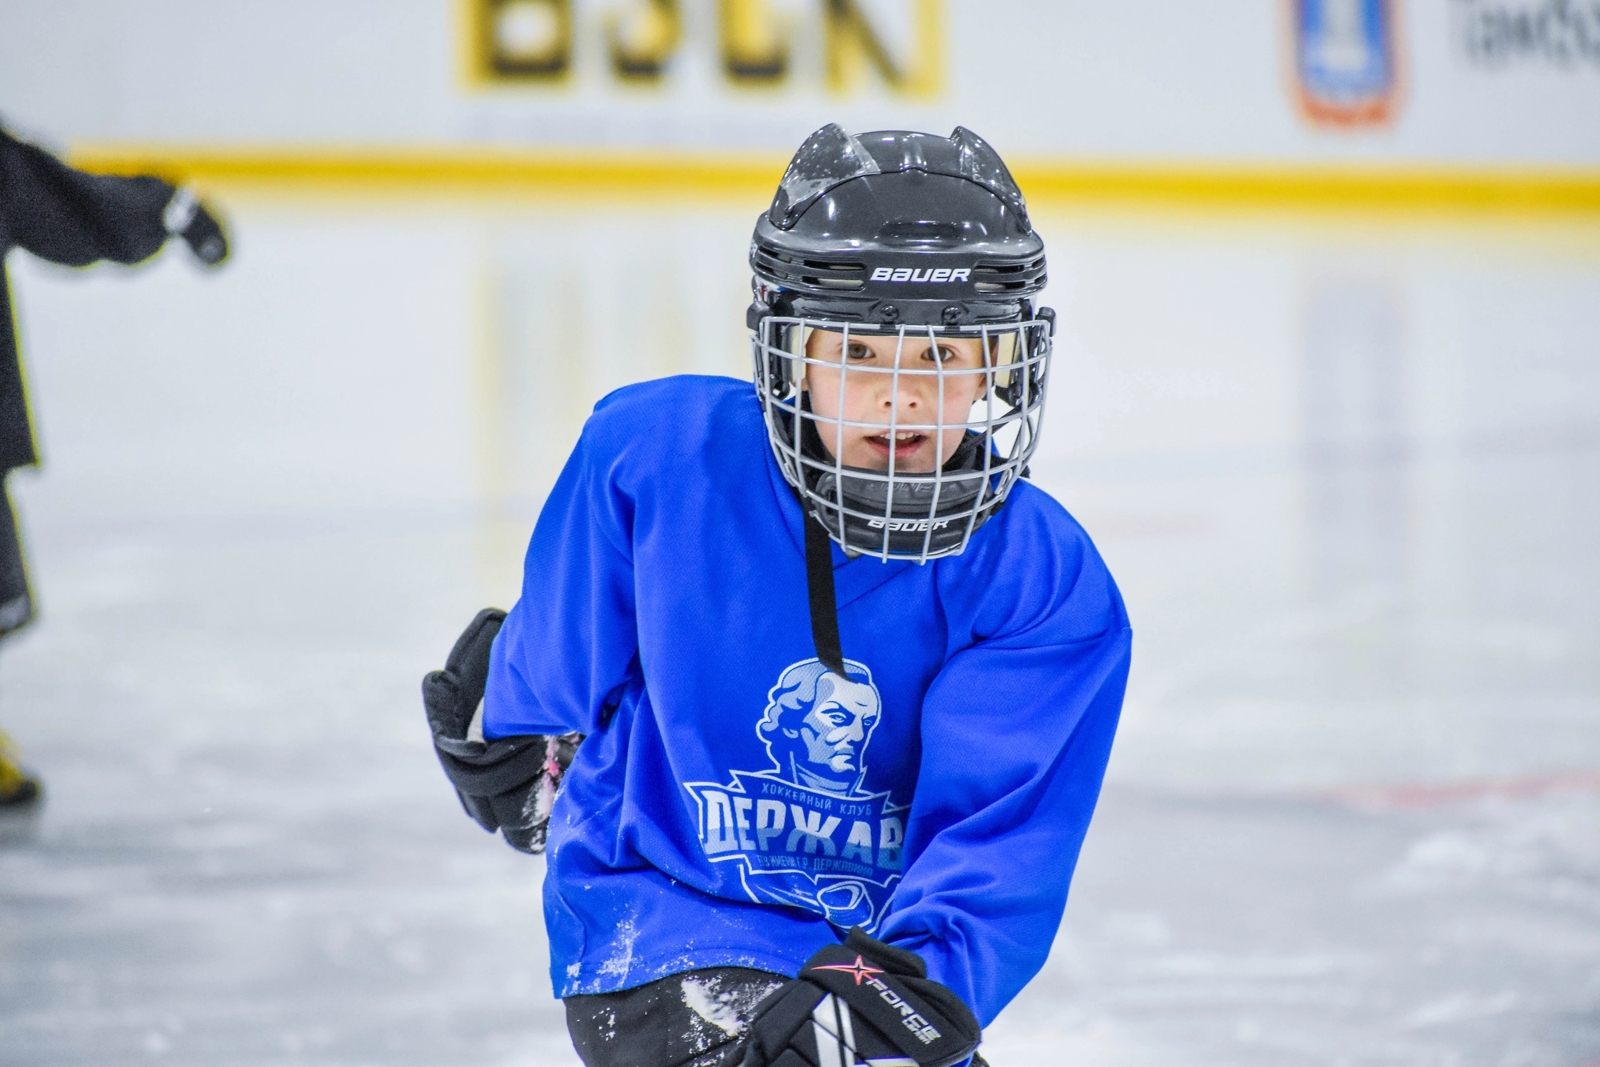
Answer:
[
  {"left": 0, "top": 125, "right": 174, "bottom": 266},
  {"left": 484, "top": 409, "right": 641, "bottom": 739},
  {"left": 875, "top": 536, "right": 1132, "bottom": 1026}
]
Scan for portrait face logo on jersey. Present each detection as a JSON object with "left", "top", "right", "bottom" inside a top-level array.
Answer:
[
  {"left": 758, "top": 659, "right": 882, "bottom": 794},
  {"left": 683, "top": 658, "right": 907, "bottom": 932}
]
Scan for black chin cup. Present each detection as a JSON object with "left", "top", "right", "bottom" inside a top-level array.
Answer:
[{"left": 775, "top": 413, "right": 1002, "bottom": 558}]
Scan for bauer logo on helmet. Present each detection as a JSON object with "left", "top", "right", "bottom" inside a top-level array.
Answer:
[
  {"left": 867, "top": 267, "right": 973, "bottom": 283},
  {"left": 866, "top": 517, "right": 953, "bottom": 533}
]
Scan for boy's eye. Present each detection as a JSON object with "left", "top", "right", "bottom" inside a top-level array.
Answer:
[
  {"left": 926, "top": 343, "right": 962, "bottom": 364},
  {"left": 844, "top": 341, "right": 873, "bottom": 361}
]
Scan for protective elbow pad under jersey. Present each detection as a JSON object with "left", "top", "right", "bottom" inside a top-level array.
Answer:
[
  {"left": 422, "top": 608, "right": 582, "bottom": 854},
  {"left": 739, "top": 928, "right": 982, "bottom": 1067}
]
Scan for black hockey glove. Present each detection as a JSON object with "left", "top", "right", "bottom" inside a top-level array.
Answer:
[
  {"left": 738, "top": 927, "right": 982, "bottom": 1067},
  {"left": 423, "top": 607, "right": 583, "bottom": 854},
  {"left": 162, "top": 187, "right": 230, "bottom": 267}
]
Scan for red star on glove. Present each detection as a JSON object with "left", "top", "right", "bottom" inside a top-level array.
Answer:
[{"left": 809, "top": 955, "right": 886, "bottom": 986}]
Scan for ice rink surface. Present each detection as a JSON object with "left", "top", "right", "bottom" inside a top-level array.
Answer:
[{"left": 0, "top": 189, "right": 1596, "bottom": 1066}]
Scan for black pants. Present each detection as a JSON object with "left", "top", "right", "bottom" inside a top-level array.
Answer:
[
  {"left": 0, "top": 475, "right": 32, "bottom": 638},
  {"left": 565, "top": 967, "right": 788, "bottom": 1067}
]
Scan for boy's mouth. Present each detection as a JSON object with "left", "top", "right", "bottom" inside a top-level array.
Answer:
[{"left": 864, "top": 430, "right": 926, "bottom": 454}]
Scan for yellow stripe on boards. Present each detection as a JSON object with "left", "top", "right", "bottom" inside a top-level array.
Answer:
[
  {"left": 1009, "top": 163, "right": 1600, "bottom": 214},
  {"left": 68, "top": 144, "right": 787, "bottom": 198},
  {"left": 68, "top": 143, "right": 1600, "bottom": 214}
]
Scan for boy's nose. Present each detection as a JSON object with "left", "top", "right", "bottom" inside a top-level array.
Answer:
[
  {"left": 877, "top": 375, "right": 927, "bottom": 411},
  {"left": 880, "top": 393, "right": 917, "bottom": 412}
]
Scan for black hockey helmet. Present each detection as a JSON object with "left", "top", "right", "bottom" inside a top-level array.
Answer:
[
  {"left": 749, "top": 124, "right": 1047, "bottom": 330},
  {"left": 748, "top": 125, "right": 1055, "bottom": 563}
]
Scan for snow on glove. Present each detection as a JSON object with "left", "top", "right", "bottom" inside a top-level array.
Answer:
[
  {"left": 162, "top": 187, "right": 230, "bottom": 267},
  {"left": 738, "top": 927, "right": 982, "bottom": 1067},
  {"left": 423, "top": 607, "right": 583, "bottom": 854}
]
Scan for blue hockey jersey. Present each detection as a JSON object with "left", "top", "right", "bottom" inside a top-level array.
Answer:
[{"left": 484, "top": 375, "right": 1131, "bottom": 1026}]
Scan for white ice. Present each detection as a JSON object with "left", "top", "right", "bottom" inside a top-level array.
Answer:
[{"left": 0, "top": 192, "right": 1596, "bottom": 1066}]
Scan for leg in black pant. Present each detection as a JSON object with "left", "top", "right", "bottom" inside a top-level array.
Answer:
[
  {"left": 566, "top": 967, "right": 788, "bottom": 1067},
  {"left": 0, "top": 474, "right": 32, "bottom": 636},
  {"left": 0, "top": 472, "right": 40, "bottom": 815}
]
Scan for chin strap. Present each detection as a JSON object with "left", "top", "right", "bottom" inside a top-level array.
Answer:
[{"left": 804, "top": 510, "right": 847, "bottom": 677}]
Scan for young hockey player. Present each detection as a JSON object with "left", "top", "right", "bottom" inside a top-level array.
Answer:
[
  {"left": 0, "top": 120, "right": 229, "bottom": 823},
  {"left": 426, "top": 125, "right": 1131, "bottom": 1067}
]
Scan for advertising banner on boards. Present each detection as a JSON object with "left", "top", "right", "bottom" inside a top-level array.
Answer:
[{"left": 2, "top": 1, "right": 1597, "bottom": 178}]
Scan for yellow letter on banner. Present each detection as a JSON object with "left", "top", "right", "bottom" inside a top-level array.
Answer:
[
  {"left": 823, "top": 0, "right": 942, "bottom": 98},
  {"left": 473, "top": 0, "right": 573, "bottom": 80},
  {"left": 720, "top": 0, "right": 789, "bottom": 84},
  {"left": 608, "top": 0, "right": 683, "bottom": 80}
]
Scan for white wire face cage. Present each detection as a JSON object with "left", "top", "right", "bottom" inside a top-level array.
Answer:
[{"left": 752, "top": 315, "right": 1053, "bottom": 563}]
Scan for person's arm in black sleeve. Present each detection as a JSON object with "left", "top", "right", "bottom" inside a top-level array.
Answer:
[{"left": 0, "top": 124, "right": 227, "bottom": 268}]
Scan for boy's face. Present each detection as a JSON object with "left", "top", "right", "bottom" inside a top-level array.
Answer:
[{"left": 803, "top": 329, "right": 988, "bottom": 473}]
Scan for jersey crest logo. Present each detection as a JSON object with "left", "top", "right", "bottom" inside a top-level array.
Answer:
[{"left": 683, "top": 657, "right": 907, "bottom": 932}]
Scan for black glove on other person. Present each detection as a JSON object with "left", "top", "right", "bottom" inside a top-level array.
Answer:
[
  {"left": 162, "top": 187, "right": 230, "bottom": 267},
  {"left": 423, "top": 608, "right": 583, "bottom": 854}
]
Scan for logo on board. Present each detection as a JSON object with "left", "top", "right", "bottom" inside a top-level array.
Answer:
[
  {"left": 1289, "top": 0, "right": 1402, "bottom": 127},
  {"left": 464, "top": 0, "right": 944, "bottom": 97}
]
